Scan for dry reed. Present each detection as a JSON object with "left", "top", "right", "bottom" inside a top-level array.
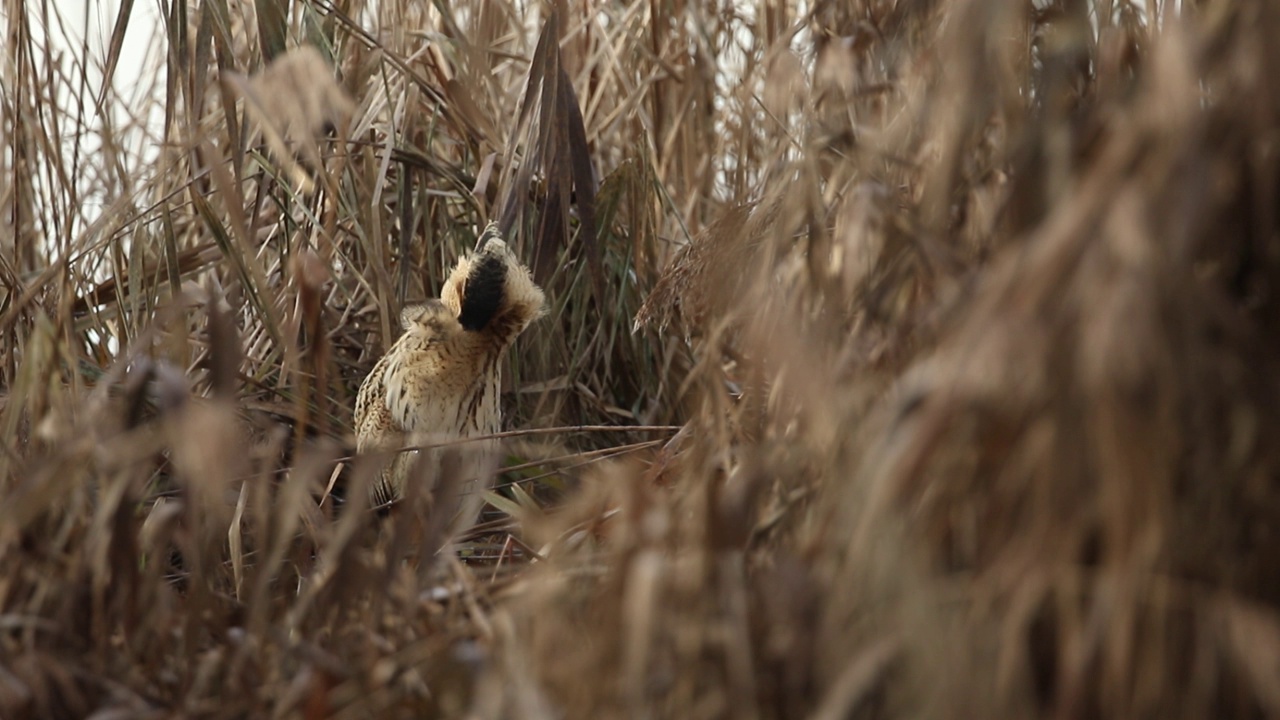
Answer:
[{"left": 2, "top": 0, "right": 1280, "bottom": 718}]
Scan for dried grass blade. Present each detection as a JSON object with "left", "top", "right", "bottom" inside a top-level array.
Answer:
[
  {"left": 95, "top": 0, "right": 135, "bottom": 108},
  {"left": 255, "top": 0, "right": 288, "bottom": 61}
]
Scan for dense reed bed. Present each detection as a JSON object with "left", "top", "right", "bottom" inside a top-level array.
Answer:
[{"left": 3, "top": 0, "right": 1280, "bottom": 717}]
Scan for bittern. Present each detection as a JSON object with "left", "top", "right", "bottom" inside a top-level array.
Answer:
[{"left": 354, "top": 223, "right": 544, "bottom": 525}]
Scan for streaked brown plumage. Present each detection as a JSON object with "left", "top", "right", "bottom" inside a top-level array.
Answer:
[{"left": 355, "top": 223, "right": 544, "bottom": 523}]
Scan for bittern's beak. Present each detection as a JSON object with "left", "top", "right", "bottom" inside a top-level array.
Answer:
[{"left": 474, "top": 221, "right": 504, "bottom": 253}]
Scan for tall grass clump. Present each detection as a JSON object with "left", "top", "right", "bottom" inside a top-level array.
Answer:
[{"left": 3, "top": 0, "right": 1280, "bottom": 718}]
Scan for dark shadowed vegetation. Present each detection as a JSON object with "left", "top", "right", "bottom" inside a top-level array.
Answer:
[{"left": 3, "top": 0, "right": 1280, "bottom": 717}]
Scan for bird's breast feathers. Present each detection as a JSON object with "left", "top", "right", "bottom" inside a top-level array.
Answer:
[{"left": 380, "top": 342, "right": 500, "bottom": 435}]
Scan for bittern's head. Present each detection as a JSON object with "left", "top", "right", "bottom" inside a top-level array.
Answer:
[
  {"left": 441, "top": 223, "right": 545, "bottom": 340},
  {"left": 399, "top": 299, "right": 463, "bottom": 340}
]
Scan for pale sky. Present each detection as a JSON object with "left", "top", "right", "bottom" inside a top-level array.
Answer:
[{"left": 19, "top": 0, "right": 168, "bottom": 233}]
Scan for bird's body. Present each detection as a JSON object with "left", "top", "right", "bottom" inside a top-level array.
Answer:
[{"left": 354, "top": 225, "right": 544, "bottom": 523}]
